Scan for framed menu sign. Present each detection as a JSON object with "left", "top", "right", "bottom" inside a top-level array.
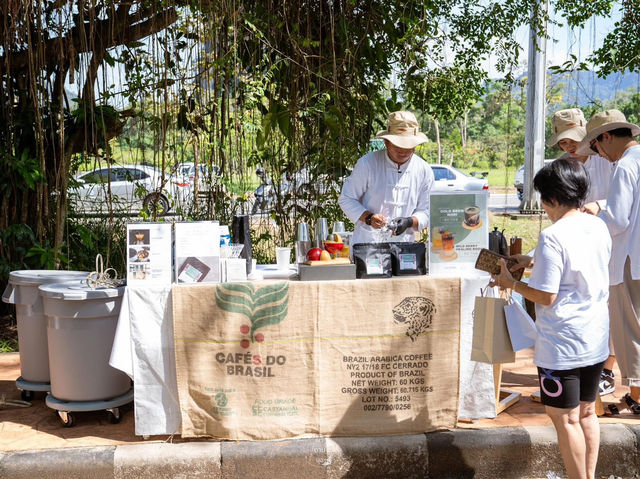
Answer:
[{"left": 428, "top": 191, "right": 489, "bottom": 277}]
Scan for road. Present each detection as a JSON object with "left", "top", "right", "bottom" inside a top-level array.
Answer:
[{"left": 488, "top": 192, "right": 520, "bottom": 213}]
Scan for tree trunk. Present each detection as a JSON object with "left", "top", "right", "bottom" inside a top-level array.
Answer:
[
  {"left": 459, "top": 110, "right": 468, "bottom": 147},
  {"left": 434, "top": 118, "right": 442, "bottom": 164}
]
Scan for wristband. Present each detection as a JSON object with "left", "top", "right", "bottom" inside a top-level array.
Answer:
[{"left": 365, "top": 213, "right": 373, "bottom": 225}]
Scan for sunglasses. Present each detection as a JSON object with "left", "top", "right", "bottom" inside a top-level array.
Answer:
[{"left": 590, "top": 134, "right": 605, "bottom": 154}]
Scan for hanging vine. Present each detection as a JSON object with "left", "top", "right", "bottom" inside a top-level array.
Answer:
[{"left": 1, "top": 0, "right": 638, "bottom": 283}]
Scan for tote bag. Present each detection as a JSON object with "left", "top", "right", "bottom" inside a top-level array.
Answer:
[
  {"left": 504, "top": 297, "right": 537, "bottom": 352},
  {"left": 471, "top": 292, "right": 516, "bottom": 364}
]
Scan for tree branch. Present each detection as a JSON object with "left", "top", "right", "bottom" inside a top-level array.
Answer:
[{"left": 0, "top": 6, "right": 179, "bottom": 73}]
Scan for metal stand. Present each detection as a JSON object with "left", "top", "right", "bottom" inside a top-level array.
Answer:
[
  {"left": 16, "top": 376, "right": 51, "bottom": 401},
  {"left": 45, "top": 388, "right": 133, "bottom": 427}
]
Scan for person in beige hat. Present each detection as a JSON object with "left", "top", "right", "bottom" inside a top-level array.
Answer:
[
  {"left": 548, "top": 108, "right": 615, "bottom": 209},
  {"left": 339, "top": 111, "right": 434, "bottom": 246},
  {"left": 579, "top": 109, "right": 640, "bottom": 414},
  {"left": 548, "top": 108, "right": 618, "bottom": 397}
]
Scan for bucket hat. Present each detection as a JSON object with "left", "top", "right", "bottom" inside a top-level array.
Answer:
[
  {"left": 547, "top": 108, "right": 586, "bottom": 146},
  {"left": 576, "top": 109, "right": 640, "bottom": 156},
  {"left": 375, "top": 111, "right": 428, "bottom": 149}
]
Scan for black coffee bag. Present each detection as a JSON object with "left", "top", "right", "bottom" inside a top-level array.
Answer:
[
  {"left": 352, "top": 243, "right": 392, "bottom": 279},
  {"left": 390, "top": 242, "right": 427, "bottom": 276}
]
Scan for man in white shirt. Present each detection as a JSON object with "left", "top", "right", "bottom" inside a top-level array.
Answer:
[
  {"left": 339, "top": 111, "right": 434, "bottom": 247},
  {"left": 577, "top": 109, "right": 640, "bottom": 412},
  {"left": 548, "top": 108, "right": 617, "bottom": 396}
]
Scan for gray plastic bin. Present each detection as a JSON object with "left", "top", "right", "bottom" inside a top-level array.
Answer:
[
  {"left": 39, "top": 281, "right": 131, "bottom": 402},
  {"left": 2, "top": 270, "right": 89, "bottom": 384}
]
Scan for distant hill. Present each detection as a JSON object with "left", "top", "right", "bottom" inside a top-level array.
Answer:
[{"left": 550, "top": 70, "right": 640, "bottom": 106}]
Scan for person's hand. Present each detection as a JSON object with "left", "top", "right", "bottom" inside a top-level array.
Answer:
[
  {"left": 370, "top": 213, "right": 387, "bottom": 229},
  {"left": 388, "top": 217, "right": 413, "bottom": 235},
  {"left": 489, "top": 259, "right": 516, "bottom": 290},
  {"left": 510, "top": 254, "right": 533, "bottom": 273},
  {"left": 581, "top": 201, "right": 600, "bottom": 215}
]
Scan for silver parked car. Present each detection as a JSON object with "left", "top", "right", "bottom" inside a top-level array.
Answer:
[
  {"left": 514, "top": 159, "right": 555, "bottom": 200},
  {"left": 430, "top": 164, "right": 489, "bottom": 192},
  {"left": 70, "top": 164, "right": 192, "bottom": 214}
]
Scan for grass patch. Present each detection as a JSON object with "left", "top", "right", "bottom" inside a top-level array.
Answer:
[
  {"left": 489, "top": 212, "right": 550, "bottom": 255},
  {"left": 461, "top": 167, "right": 517, "bottom": 190},
  {"left": 0, "top": 314, "right": 17, "bottom": 353},
  {"left": 0, "top": 339, "right": 18, "bottom": 353}
]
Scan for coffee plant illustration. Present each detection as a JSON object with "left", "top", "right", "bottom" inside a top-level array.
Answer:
[{"left": 215, "top": 282, "right": 289, "bottom": 346}]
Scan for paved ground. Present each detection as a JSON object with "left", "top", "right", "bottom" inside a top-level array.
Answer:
[{"left": 1, "top": 350, "right": 639, "bottom": 478}]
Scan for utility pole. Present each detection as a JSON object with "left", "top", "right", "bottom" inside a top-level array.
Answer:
[{"left": 520, "top": 0, "right": 548, "bottom": 213}]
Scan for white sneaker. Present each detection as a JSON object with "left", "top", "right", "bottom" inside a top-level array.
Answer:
[{"left": 599, "top": 371, "right": 615, "bottom": 396}]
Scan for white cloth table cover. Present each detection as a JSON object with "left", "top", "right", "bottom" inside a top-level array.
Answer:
[{"left": 110, "top": 285, "right": 180, "bottom": 436}]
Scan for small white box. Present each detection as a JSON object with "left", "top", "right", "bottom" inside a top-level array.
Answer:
[{"left": 221, "top": 258, "right": 247, "bottom": 282}]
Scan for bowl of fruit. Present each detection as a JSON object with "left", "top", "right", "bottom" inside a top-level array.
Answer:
[{"left": 323, "top": 241, "right": 345, "bottom": 255}]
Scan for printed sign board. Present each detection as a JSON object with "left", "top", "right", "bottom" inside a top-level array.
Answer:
[
  {"left": 126, "top": 223, "right": 172, "bottom": 285},
  {"left": 429, "top": 192, "right": 489, "bottom": 277}
]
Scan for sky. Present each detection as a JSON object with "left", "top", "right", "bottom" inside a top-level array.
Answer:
[{"left": 485, "top": 5, "right": 621, "bottom": 79}]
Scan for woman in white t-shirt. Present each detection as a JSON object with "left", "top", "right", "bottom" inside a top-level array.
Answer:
[
  {"left": 491, "top": 158, "right": 611, "bottom": 479},
  {"left": 548, "top": 108, "right": 617, "bottom": 397}
]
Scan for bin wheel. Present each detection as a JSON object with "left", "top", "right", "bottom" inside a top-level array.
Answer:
[
  {"left": 106, "top": 408, "right": 121, "bottom": 424},
  {"left": 58, "top": 411, "right": 75, "bottom": 428},
  {"left": 21, "top": 390, "right": 34, "bottom": 401}
]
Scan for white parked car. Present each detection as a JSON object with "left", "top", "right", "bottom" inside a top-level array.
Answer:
[
  {"left": 70, "top": 164, "right": 192, "bottom": 214},
  {"left": 429, "top": 164, "right": 489, "bottom": 192}
]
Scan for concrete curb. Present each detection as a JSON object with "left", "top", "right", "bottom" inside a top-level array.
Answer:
[{"left": 1, "top": 424, "right": 639, "bottom": 478}]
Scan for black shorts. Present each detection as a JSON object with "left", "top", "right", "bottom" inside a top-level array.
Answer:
[{"left": 537, "top": 361, "right": 605, "bottom": 409}]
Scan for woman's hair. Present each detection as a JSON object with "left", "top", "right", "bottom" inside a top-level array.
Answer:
[{"left": 533, "top": 158, "right": 589, "bottom": 208}]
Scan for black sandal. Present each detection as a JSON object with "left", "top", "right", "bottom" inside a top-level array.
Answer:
[
  {"left": 607, "top": 404, "right": 619, "bottom": 416},
  {"left": 623, "top": 393, "right": 640, "bottom": 414}
]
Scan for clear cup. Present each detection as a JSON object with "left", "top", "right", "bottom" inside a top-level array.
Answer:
[
  {"left": 296, "top": 222, "right": 311, "bottom": 241},
  {"left": 332, "top": 221, "right": 345, "bottom": 234},
  {"left": 314, "top": 218, "right": 329, "bottom": 247},
  {"left": 275, "top": 247, "right": 292, "bottom": 270}
]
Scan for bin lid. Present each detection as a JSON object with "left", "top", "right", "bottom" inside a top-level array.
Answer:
[
  {"left": 39, "top": 280, "right": 125, "bottom": 301},
  {"left": 8, "top": 270, "right": 89, "bottom": 286}
]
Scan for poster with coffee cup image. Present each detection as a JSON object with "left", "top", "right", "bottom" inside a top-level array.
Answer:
[{"left": 428, "top": 192, "right": 489, "bottom": 277}]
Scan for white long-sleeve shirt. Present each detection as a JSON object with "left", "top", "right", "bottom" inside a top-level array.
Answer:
[
  {"left": 585, "top": 154, "right": 615, "bottom": 205},
  {"left": 598, "top": 145, "right": 640, "bottom": 285},
  {"left": 338, "top": 150, "right": 434, "bottom": 246}
]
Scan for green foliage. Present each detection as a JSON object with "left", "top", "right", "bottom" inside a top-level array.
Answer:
[
  {"left": 2, "top": 0, "right": 640, "bottom": 271},
  {"left": 0, "top": 224, "right": 37, "bottom": 282},
  {"left": 25, "top": 244, "right": 69, "bottom": 270}
]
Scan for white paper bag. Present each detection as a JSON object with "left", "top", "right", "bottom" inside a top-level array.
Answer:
[{"left": 504, "top": 298, "right": 537, "bottom": 351}]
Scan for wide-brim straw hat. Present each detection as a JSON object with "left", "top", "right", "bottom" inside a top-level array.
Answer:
[
  {"left": 576, "top": 109, "right": 640, "bottom": 156},
  {"left": 547, "top": 108, "right": 586, "bottom": 146},
  {"left": 375, "top": 111, "right": 428, "bottom": 149}
]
